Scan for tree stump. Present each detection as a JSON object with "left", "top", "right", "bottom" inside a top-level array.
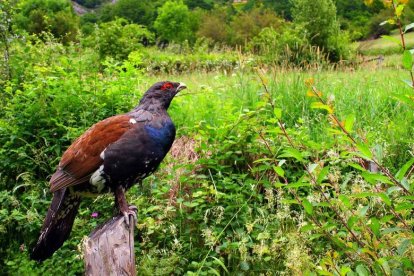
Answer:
[{"left": 84, "top": 215, "right": 136, "bottom": 276}]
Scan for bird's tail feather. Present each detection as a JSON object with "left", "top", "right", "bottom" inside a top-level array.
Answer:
[{"left": 30, "top": 188, "right": 81, "bottom": 262}]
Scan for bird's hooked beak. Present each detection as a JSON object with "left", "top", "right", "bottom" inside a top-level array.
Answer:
[{"left": 176, "top": 82, "right": 187, "bottom": 93}]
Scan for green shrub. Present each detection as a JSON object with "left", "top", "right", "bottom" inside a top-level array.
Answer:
[
  {"left": 292, "top": 0, "right": 350, "bottom": 61},
  {"left": 250, "top": 25, "right": 330, "bottom": 67},
  {"left": 154, "top": 0, "right": 193, "bottom": 43},
  {"left": 84, "top": 18, "right": 154, "bottom": 60},
  {"left": 14, "top": 0, "right": 79, "bottom": 44},
  {"left": 228, "top": 8, "right": 284, "bottom": 46}
]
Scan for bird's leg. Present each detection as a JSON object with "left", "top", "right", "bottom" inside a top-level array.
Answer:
[{"left": 114, "top": 186, "right": 137, "bottom": 226}]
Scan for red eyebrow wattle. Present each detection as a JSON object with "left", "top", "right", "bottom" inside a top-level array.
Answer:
[{"left": 161, "top": 82, "right": 173, "bottom": 90}]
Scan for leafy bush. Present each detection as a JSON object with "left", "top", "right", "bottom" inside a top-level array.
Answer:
[
  {"left": 196, "top": 8, "right": 229, "bottom": 44},
  {"left": 83, "top": 18, "right": 154, "bottom": 60},
  {"left": 14, "top": 0, "right": 79, "bottom": 44},
  {"left": 292, "top": 0, "right": 350, "bottom": 61},
  {"left": 99, "top": 0, "right": 156, "bottom": 27},
  {"left": 250, "top": 25, "right": 330, "bottom": 67},
  {"left": 228, "top": 8, "right": 284, "bottom": 46},
  {"left": 154, "top": 0, "right": 193, "bottom": 43}
]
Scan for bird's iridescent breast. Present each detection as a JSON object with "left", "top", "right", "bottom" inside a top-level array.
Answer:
[{"left": 144, "top": 120, "right": 176, "bottom": 151}]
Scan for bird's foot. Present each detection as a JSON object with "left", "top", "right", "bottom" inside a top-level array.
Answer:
[{"left": 121, "top": 205, "right": 138, "bottom": 227}]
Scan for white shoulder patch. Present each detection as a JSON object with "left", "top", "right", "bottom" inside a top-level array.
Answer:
[
  {"left": 129, "top": 118, "right": 137, "bottom": 124},
  {"left": 90, "top": 165, "right": 106, "bottom": 192},
  {"left": 100, "top": 148, "right": 106, "bottom": 159}
]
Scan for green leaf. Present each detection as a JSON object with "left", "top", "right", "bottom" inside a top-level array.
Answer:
[
  {"left": 339, "top": 195, "right": 351, "bottom": 208},
  {"left": 317, "top": 166, "right": 329, "bottom": 184},
  {"left": 273, "top": 166, "right": 285, "bottom": 177},
  {"left": 359, "top": 205, "right": 369, "bottom": 217},
  {"left": 361, "top": 172, "right": 393, "bottom": 185},
  {"left": 397, "top": 239, "right": 411, "bottom": 255},
  {"left": 380, "top": 215, "right": 394, "bottom": 223},
  {"left": 309, "top": 233, "right": 323, "bottom": 241},
  {"left": 208, "top": 268, "right": 221, "bottom": 276},
  {"left": 344, "top": 114, "right": 356, "bottom": 133},
  {"left": 347, "top": 215, "right": 358, "bottom": 229},
  {"left": 395, "top": 158, "right": 414, "bottom": 181},
  {"left": 395, "top": 202, "right": 413, "bottom": 211},
  {"left": 285, "top": 182, "right": 312, "bottom": 189},
  {"left": 392, "top": 268, "right": 405, "bottom": 276},
  {"left": 396, "top": 4, "right": 405, "bottom": 17},
  {"left": 380, "top": 19, "right": 396, "bottom": 26},
  {"left": 370, "top": 217, "right": 380, "bottom": 237},
  {"left": 378, "top": 193, "right": 391, "bottom": 206},
  {"left": 273, "top": 108, "right": 282, "bottom": 119},
  {"left": 356, "top": 264, "right": 370, "bottom": 276},
  {"left": 300, "top": 224, "right": 314, "bottom": 232},
  {"left": 310, "top": 102, "right": 333, "bottom": 113},
  {"left": 349, "top": 163, "right": 367, "bottom": 171},
  {"left": 405, "top": 22, "right": 414, "bottom": 33},
  {"left": 302, "top": 198, "right": 313, "bottom": 215},
  {"left": 356, "top": 143, "right": 373, "bottom": 160},
  {"left": 377, "top": 258, "right": 391, "bottom": 275},
  {"left": 211, "top": 257, "right": 229, "bottom": 274},
  {"left": 240, "top": 261, "right": 249, "bottom": 271},
  {"left": 340, "top": 266, "right": 352, "bottom": 276},
  {"left": 402, "top": 50, "right": 413, "bottom": 70},
  {"left": 279, "top": 148, "right": 304, "bottom": 162},
  {"left": 381, "top": 227, "right": 404, "bottom": 235}
]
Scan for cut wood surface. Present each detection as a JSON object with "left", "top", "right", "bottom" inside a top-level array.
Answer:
[{"left": 84, "top": 215, "right": 136, "bottom": 276}]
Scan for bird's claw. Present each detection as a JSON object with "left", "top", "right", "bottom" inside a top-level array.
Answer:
[{"left": 122, "top": 205, "right": 138, "bottom": 227}]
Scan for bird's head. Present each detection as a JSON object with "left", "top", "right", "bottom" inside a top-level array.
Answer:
[{"left": 139, "top": 81, "right": 187, "bottom": 110}]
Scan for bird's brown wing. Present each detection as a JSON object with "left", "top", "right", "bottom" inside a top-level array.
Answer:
[{"left": 50, "top": 115, "right": 135, "bottom": 192}]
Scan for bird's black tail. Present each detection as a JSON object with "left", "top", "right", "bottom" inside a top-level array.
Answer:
[{"left": 30, "top": 188, "right": 81, "bottom": 262}]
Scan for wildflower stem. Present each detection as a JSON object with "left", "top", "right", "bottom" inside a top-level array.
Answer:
[
  {"left": 393, "top": 2, "right": 414, "bottom": 89},
  {"left": 310, "top": 85, "right": 412, "bottom": 196}
]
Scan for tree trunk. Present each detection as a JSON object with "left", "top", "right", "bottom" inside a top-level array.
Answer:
[{"left": 84, "top": 215, "right": 136, "bottom": 276}]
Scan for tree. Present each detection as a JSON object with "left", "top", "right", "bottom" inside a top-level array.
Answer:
[
  {"left": 265, "top": 0, "right": 293, "bottom": 20},
  {"left": 291, "top": 0, "right": 348, "bottom": 61},
  {"left": 196, "top": 9, "right": 229, "bottom": 43},
  {"left": 89, "top": 18, "right": 154, "bottom": 60},
  {"left": 98, "top": 0, "right": 156, "bottom": 27},
  {"left": 14, "top": 0, "right": 79, "bottom": 44},
  {"left": 229, "top": 8, "right": 283, "bottom": 46},
  {"left": 154, "top": 0, "right": 193, "bottom": 43},
  {"left": 112, "top": 0, "right": 155, "bottom": 26}
]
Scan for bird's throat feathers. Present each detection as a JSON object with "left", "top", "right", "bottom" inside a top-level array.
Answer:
[{"left": 137, "top": 93, "right": 173, "bottom": 111}]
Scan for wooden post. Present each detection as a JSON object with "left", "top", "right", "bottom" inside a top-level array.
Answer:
[{"left": 84, "top": 215, "right": 136, "bottom": 276}]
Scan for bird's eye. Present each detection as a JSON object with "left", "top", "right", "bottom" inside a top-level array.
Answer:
[{"left": 161, "top": 82, "right": 174, "bottom": 91}]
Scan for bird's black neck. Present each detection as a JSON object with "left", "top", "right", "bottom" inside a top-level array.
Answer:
[{"left": 133, "top": 99, "right": 169, "bottom": 113}]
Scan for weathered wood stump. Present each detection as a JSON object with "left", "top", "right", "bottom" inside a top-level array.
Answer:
[{"left": 84, "top": 215, "right": 136, "bottom": 276}]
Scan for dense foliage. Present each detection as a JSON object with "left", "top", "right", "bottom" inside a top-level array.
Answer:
[
  {"left": 9, "top": 0, "right": 400, "bottom": 62},
  {"left": 1, "top": 0, "right": 414, "bottom": 275}
]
